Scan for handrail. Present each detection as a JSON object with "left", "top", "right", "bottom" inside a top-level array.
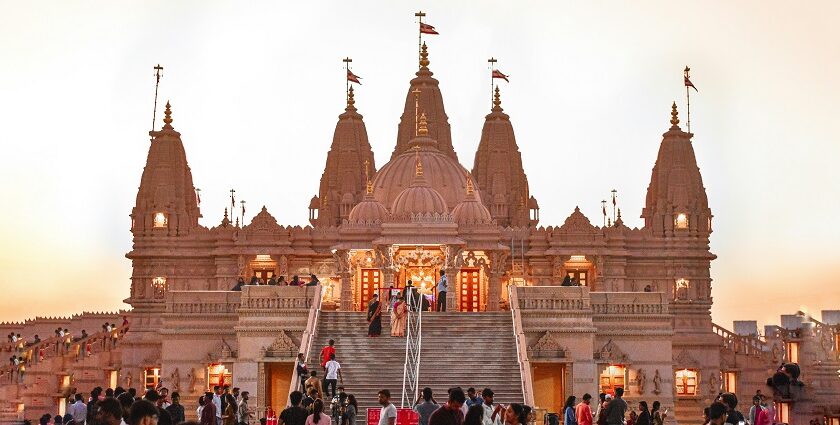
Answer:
[
  {"left": 712, "top": 322, "right": 767, "bottom": 359},
  {"left": 286, "top": 285, "right": 323, "bottom": 406},
  {"left": 400, "top": 290, "right": 423, "bottom": 408},
  {"left": 508, "top": 285, "right": 534, "bottom": 406}
]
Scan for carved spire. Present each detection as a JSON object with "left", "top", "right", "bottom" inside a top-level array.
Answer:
[
  {"left": 466, "top": 176, "right": 475, "bottom": 195},
  {"left": 414, "top": 146, "right": 423, "bottom": 176},
  {"left": 417, "top": 112, "right": 429, "bottom": 136},
  {"left": 346, "top": 86, "right": 356, "bottom": 111},
  {"left": 162, "top": 101, "right": 173, "bottom": 128},
  {"left": 365, "top": 159, "right": 373, "bottom": 194},
  {"left": 419, "top": 42, "right": 430, "bottom": 68},
  {"left": 493, "top": 86, "right": 502, "bottom": 110},
  {"left": 670, "top": 101, "right": 680, "bottom": 129}
]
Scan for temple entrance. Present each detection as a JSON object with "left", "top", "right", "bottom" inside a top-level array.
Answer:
[
  {"left": 566, "top": 270, "right": 588, "bottom": 286},
  {"left": 359, "top": 268, "right": 381, "bottom": 308},
  {"left": 599, "top": 364, "right": 626, "bottom": 396},
  {"left": 459, "top": 268, "right": 481, "bottom": 312},
  {"left": 254, "top": 269, "right": 275, "bottom": 282}
]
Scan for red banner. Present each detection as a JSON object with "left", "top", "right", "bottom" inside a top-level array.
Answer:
[{"left": 367, "top": 408, "right": 419, "bottom": 425}]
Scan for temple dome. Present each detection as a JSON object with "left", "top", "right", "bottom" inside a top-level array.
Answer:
[
  {"left": 348, "top": 192, "right": 389, "bottom": 223},
  {"left": 390, "top": 156, "right": 448, "bottom": 217},
  {"left": 373, "top": 136, "right": 478, "bottom": 210},
  {"left": 452, "top": 179, "right": 492, "bottom": 224}
]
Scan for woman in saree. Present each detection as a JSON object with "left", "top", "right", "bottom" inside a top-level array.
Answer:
[
  {"left": 391, "top": 295, "right": 407, "bottom": 337},
  {"left": 367, "top": 294, "right": 382, "bottom": 337}
]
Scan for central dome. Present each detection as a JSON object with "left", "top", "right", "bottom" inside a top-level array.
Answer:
[{"left": 373, "top": 136, "right": 479, "bottom": 211}]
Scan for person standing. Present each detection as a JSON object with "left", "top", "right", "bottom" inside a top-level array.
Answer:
[
  {"left": 436, "top": 271, "right": 448, "bottom": 312},
  {"left": 70, "top": 394, "right": 87, "bottom": 425},
  {"left": 718, "top": 393, "right": 745, "bottom": 425},
  {"left": 391, "top": 296, "right": 407, "bottom": 337},
  {"left": 223, "top": 394, "right": 238, "bottom": 425},
  {"left": 213, "top": 386, "right": 224, "bottom": 425},
  {"left": 166, "top": 392, "right": 185, "bottom": 424},
  {"left": 344, "top": 395, "right": 358, "bottom": 425},
  {"left": 296, "top": 353, "right": 309, "bottom": 392},
  {"left": 201, "top": 392, "right": 219, "bottom": 425},
  {"left": 413, "top": 387, "right": 440, "bottom": 425},
  {"left": 429, "top": 387, "right": 466, "bottom": 425},
  {"left": 480, "top": 388, "right": 503, "bottom": 425},
  {"left": 280, "top": 391, "right": 309, "bottom": 425},
  {"left": 319, "top": 340, "right": 336, "bottom": 372},
  {"left": 603, "top": 388, "right": 627, "bottom": 425},
  {"left": 304, "top": 371, "right": 323, "bottom": 400},
  {"left": 367, "top": 295, "right": 382, "bottom": 337},
  {"left": 238, "top": 391, "right": 253, "bottom": 425},
  {"left": 562, "top": 396, "right": 576, "bottom": 425},
  {"left": 650, "top": 401, "right": 665, "bottom": 425},
  {"left": 635, "top": 401, "right": 651, "bottom": 425},
  {"left": 575, "top": 393, "right": 593, "bottom": 425},
  {"left": 378, "top": 390, "right": 397, "bottom": 425},
  {"left": 305, "top": 400, "right": 331, "bottom": 425},
  {"left": 323, "top": 354, "right": 342, "bottom": 398}
]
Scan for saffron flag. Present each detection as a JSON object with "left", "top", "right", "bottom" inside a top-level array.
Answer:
[
  {"left": 492, "top": 69, "right": 509, "bottom": 82},
  {"left": 684, "top": 76, "right": 698, "bottom": 92},
  {"left": 347, "top": 69, "right": 362, "bottom": 84},
  {"left": 420, "top": 22, "right": 439, "bottom": 35}
]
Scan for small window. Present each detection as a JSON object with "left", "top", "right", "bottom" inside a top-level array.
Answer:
[
  {"left": 599, "top": 364, "right": 626, "bottom": 396},
  {"left": 722, "top": 371, "right": 737, "bottom": 393},
  {"left": 153, "top": 212, "right": 168, "bottom": 228},
  {"left": 786, "top": 342, "right": 800, "bottom": 363},
  {"left": 207, "top": 364, "right": 232, "bottom": 391},
  {"left": 675, "top": 278, "right": 690, "bottom": 300},
  {"left": 675, "top": 213, "right": 689, "bottom": 229},
  {"left": 152, "top": 277, "right": 167, "bottom": 298},
  {"left": 777, "top": 402, "right": 792, "bottom": 423},
  {"left": 675, "top": 369, "right": 698, "bottom": 396},
  {"left": 144, "top": 367, "right": 161, "bottom": 389}
]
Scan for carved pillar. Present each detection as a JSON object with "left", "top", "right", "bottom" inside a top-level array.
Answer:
[
  {"left": 383, "top": 269, "right": 395, "bottom": 290},
  {"left": 487, "top": 272, "right": 502, "bottom": 311},
  {"left": 339, "top": 272, "right": 352, "bottom": 311}
]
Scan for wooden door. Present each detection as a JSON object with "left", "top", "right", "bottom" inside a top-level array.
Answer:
[
  {"left": 459, "top": 268, "right": 481, "bottom": 312},
  {"left": 360, "top": 269, "right": 381, "bottom": 310},
  {"left": 566, "top": 270, "right": 588, "bottom": 286}
]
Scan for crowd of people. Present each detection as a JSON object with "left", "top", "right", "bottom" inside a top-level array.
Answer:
[{"left": 230, "top": 275, "right": 320, "bottom": 290}]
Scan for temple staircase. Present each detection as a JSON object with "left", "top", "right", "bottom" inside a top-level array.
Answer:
[{"left": 306, "top": 311, "right": 523, "bottom": 422}]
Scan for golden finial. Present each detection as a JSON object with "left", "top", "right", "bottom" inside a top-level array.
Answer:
[
  {"left": 466, "top": 176, "right": 474, "bottom": 195},
  {"left": 163, "top": 101, "right": 173, "bottom": 126},
  {"left": 670, "top": 101, "right": 680, "bottom": 126},
  {"left": 417, "top": 112, "right": 429, "bottom": 136},
  {"left": 412, "top": 88, "right": 421, "bottom": 136},
  {"left": 347, "top": 86, "right": 355, "bottom": 109},
  {"left": 364, "top": 159, "right": 373, "bottom": 194},
  {"left": 419, "top": 42, "right": 430, "bottom": 68},
  {"left": 413, "top": 145, "right": 423, "bottom": 176},
  {"left": 493, "top": 86, "right": 501, "bottom": 109}
]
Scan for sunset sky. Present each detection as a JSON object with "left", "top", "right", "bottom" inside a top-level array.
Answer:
[{"left": 1, "top": 1, "right": 838, "bottom": 329}]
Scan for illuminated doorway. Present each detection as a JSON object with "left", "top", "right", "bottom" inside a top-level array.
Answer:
[
  {"left": 144, "top": 367, "right": 161, "bottom": 389},
  {"left": 599, "top": 364, "right": 626, "bottom": 396},
  {"left": 359, "top": 269, "right": 381, "bottom": 310},
  {"left": 459, "top": 268, "right": 481, "bottom": 312},
  {"left": 207, "top": 363, "right": 232, "bottom": 390}
]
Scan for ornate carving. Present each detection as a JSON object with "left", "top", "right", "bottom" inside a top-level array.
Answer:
[
  {"left": 707, "top": 372, "right": 719, "bottom": 395},
  {"left": 653, "top": 369, "right": 662, "bottom": 395},
  {"left": 557, "top": 207, "right": 598, "bottom": 234},
  {"left": 594, "top": 339, "right": 628, "bottom": 363},
  {"left": 244, "top": 206, "right": 282, "bottom": 233},
  {"left": 673, "top": 349, "right": 700, "bottom": 368},
  {"left": 529, "top": 331, "right": 569, "bottom": 358},
  {"left": 263, "top": 331, "right": 299, "bottom": 358},
  {"left": 170, "top": 367, "right": 180, "bottom": 392},
  {"left": 635, "top": 368, "right": 647, "bottom": 395}
]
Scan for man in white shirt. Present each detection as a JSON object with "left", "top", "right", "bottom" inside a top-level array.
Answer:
[
  {"left": 480, "top": 388, "right": 503, "bottom": 425},
  {"left": 324, "top": 354, "right": 343, "bottom": 398},
  {"left": 213, "top": 386, "right": 223, "bottom": 425},
  {"left": 436, "top": 270, "right": 448, "bottom": 312},
  {"left": 71, "top": 393, "right": 88, "bottom": 424},
  {"left": 378, "top": 390, "right": 397, "bottom": 425}
]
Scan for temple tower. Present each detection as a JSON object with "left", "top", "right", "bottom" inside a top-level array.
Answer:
[
  {"left": 313, "top": 87, "right": 376, "bottom": 226},
  {"left": 471, "top": 87, "right": 536, "bottom": 227},
  {"left": 642, "top": 102, "right": 713, "bottom": 238},
  {"left": 391, "top": 43, "right": 458, "bottom": 161}
]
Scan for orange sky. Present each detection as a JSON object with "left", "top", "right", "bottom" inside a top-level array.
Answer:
[{"left": 0, "top": 1, "right": 839, "bottom": 330}]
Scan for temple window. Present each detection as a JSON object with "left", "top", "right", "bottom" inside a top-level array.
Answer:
[
  {"left": 826, "top": 417, "right": 840, "bottom": 425},
  {"left": 675, "top": 369, "right": 698, "bottom": 396},
  {"left": 722, "top": 371, "right": 737, "bottom": 393},
  {"left": 153, "top": 212, "right": 168, "bottom": 228},
  {"left": 207, "top": 363, "right": 232, "bottom": 390},
  {"left": 675, "top": 278, "right": 690, "bottom": 300},
  {"left": 144, "top": 367, "right": 161, "bottom": 389},
  {"left": 777, "top": 402, "right": 791, "bottom": 423},
  {"left": 675, "top": 213, "right": 689, "bottom": 229},
  {"left": 152, "top": 277, "right": 167, "bottom": 298},
  {"left": 786, "top": 342, "right": 800, "bottom": 363},
  {"left": 599, "top": 364, "right": 626, "bottom": 396}
]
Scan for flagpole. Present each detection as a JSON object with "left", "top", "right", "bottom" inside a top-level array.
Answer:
[
  {"left": 151, "top": 64, "right": 163, "bottom": 136},
  {"left": 343, "top": 57, "right": 353, "bottom": 105},
  {"left": 415, "top": 11, "right": 426, "bottom": 70},
  {"left": 488, "top": 57, "right": 497, "bottom": 109},
  {"left": 685, "top": 66, "right": 691, "bottom": 133},
  {"left": 611, "top": 189, "right": 617, "bottom": 224}
]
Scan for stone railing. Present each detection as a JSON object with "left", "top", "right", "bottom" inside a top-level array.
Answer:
[
  {"left": 512, "top": 286, "right": 591, "bottom": 311},
  {"left": 285, "top": 285, "right": 323, "bottom": 406},
  {"left": 508, "top": 285, "right": 535, "bottom": 407},
  {"left": 166, "top": 291, "right": 242, "bottom": 314},
  {"left": 239, "top": 285, "right": 320, "bottom": 310},
  {"left": 590, "top": 292, "right": 669, "bottom": 315},
  {"left": 712, "top": 323, "right": 768, "bottom": 359}
]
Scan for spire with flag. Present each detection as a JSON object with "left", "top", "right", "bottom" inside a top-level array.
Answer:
[
  {"left": 492, "top": 69, "right": 509, "bottom": 82},
  {"left": 684, "top": 66, "right": 697, "bottom": 133},
  {"left": 343, "top": 57, "right": 362, "bottom": 107},
  {"left": 415, "top": 11, "right": 438, "bottom": 69},
  {"left": 488, "top": 57, "right": 509, "bottom": 109}
]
